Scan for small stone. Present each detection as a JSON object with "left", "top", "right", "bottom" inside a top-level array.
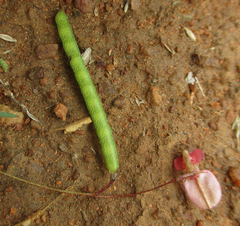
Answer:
[
  {"left": 30, "top": 120, "right": 41, "bottom": 130},
  {"left": 151, "top": 208, "right": 161, "bottom": 220},
  {"left": 191, "top": 53, "right": 200, "bottom": 65},
  {"left": 84, "top": 154, "right": 92, "bottom": 163},
  {"left": 126, "top": 44, "right": 134, "bottom": 54},
  {"left": 168, "top": 70, "right": 183, "bottom": 85},
  {"left": 146, "top": 87, "right": 162, "bottom": 106},
  {"left": 229, "top": 167, "right": 240, "bottom": 188},
  {"left": 87, "top": 184, "right": 95, "bottom": 193},
  {"left": 208, "top": 121, "right": 219, "bottom": 131},
  {"left": 75, "top": 0, "right": 93, "bottom": 14},
  {"left": 106, "top": 64, "right": 115, "bottom": 73},
  {"left": 169, "top": 106, "right": 175, "bottom": 113},
  {"left": 14, "top": 123, "right": 23, "bottom": 131},
  {"left": 113, "top": 97, "right": 126, "bottom": 109},
  {"left": 36, "top": 44, "right": 58, "bottom": 59},
  {"left": 196, "top": 220, "right": 204, "bottom": 226},
  {"left": 145, "top": 66, "right": 156, "bottom": 77},
  {"left": 10, "top": 208, "right": 16, "bottom": 215},
  {"left": 72, "top": 169, "right": 80, "bottom": 180},
  {"left": 59, "top": 143, "right": 68, "bottom": 152},
  {"left": 140, "top": 46, "right": 155, "bottom": 56},
  {"left": 225, "top": 109, "right": 236, "bottom": 124},
  {"left": 12, "top": 77, "right": 22, "bottom": 89},
  {"left": 53, "top": 103, "right": 68, "bottom": 121},
  {"left": 131, "top": 0, "right": 141, "bottom": 10},
  {"left": 40, "top": 77, "right": 48, "bottom": 85},
  {"left": 47, "top": 90, "right": 56, "bottom": 99},
  {"left": 40, "top": 214, "right": 46, "bottom": 222},
  {"left": 28, "top": 67, "right": 46, "bottom": 80}
]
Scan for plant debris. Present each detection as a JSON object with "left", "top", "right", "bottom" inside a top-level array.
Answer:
[
  {"left": 0, "top": 58, "right": 8, "bottom": 72},
  {"left": 0, "top": 78, "right": 41, "bottom": 125},
  {"left": 51, "top": 117, "right": 92, "bottom": 134},
  {"left": 0, "top": 104, "right": 24, "bottom": 125},
  {"left": 195, "top": 77, "right": 205, "bottom": 97},
  {"left": 185, "top": 72, "right": 195, "bottom": 85},
  {"left": 184, "top": 27, "right": 196, "bottom": 42},
  {"left": 0, "top": 34, "right": 17, "bottom": 42},
  {"left": 232, "top": 115, "right": 240, "bottom": 151},
  {"left": 81, "top": 47, "right": 93, "bottom": 65}
]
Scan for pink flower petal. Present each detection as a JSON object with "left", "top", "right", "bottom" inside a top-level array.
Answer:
[
  {"left": 183, "top": 170, "right": 221, "bottom": 209},
  {"left": 174, "top": 156, "right": 186, "bottom": 171},
  {"left": 190, "top": 149, "right": 204, "bottom": 165}
]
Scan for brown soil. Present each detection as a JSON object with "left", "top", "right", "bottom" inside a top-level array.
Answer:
[{"left": 0, "top": 0, "right": 240, "bottom": 225}]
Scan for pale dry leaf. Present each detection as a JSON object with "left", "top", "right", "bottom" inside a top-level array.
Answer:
[
  {"left": 184, "top": 27, "right": 196, "bottom": 42},
  {"left": 81, "top": 48, "right": 92, "bottom": 65},
  {"left": 51, "top": 117, "right": 92, "bottom": 133},
  {"left": 64, "top": 117, "right": 92, "bottom": 133},
  {"left": 0, "top": 34, "right": 17, "bottom": 43}
]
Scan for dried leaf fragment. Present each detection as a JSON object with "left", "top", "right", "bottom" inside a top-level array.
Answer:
[
  {"left": 81, "top": 48, "right": 92, "bottom": 65},
  {"left": 184, "top": 27, "right": 196, "bottom": 42},
  {"left": 51, "top": 117, "right": 92, "bottom": 134},
  {"left": 0, "top": 34, "right": 17, "bottom": 43}
]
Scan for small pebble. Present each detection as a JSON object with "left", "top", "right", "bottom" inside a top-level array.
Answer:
[
  {"left": 106, "top": 64, "right": 115, "bottom": 73},
  {"left": 10, "top": 208, "right": 16, "bottom": 215},
  {"left": 59, "top": 143, "right": 68, "bottom": 152},
  {"left": 168, "top": 71, "right": 183, "bottom": 85},
  {"left": 229, "top": 167, "right": 240, "bottom": 188},
  {"left": 140, "top": 46, "right": 155, "bottom": 56},
  {"left": 28, "top": 67, "right": 46, "bottom": 80},
  {"left": 84, "top": 154, "right": 92, "bottom": 163},
  {"left": 54, "top": 76, "right": 64, "bottom": 86},
  {"left": 131, "top": 0, "right": 141, "bottom": 10},
  {"left": 126, "top": 44, "right": 134, "bottom": 54},
  {"left": 30, "top": 120, "right": 41, "bottom": 130},
  {"left": 146, "top": 87, "right": 162, "bottom": 106},
  {"left": 75, "top": 0, "right": 93, "bottom": 13},
  {"left": 169, "top": 106, "right": 175, "bottom": 113},
  {"left": 113, "top": 97, "right": 126, "bottom": 109},
  {"left": 196, "top": 220, "right": 204, "bottom": 226},
  {"left": 208, "top": 121, "right": 219, "bottom": 131},
  {"left": 145, "top": 66, "right": 156, "bottom": 77},
  {"left": 225, "top": 109, "right": 236, "bottom": 124},
  {"left": 40, "top": 77, "right": 48, "bottom": 85},
  {"left": 36, "top": 44, "right": 58, "bottom": 59},
  {"left": 53, "top": 103, "right": 68, "bottom": 121},
  {"left": 47, "top": 90, "right": 56, "bottom": 99},
  {"left": 14, "top": 123, "right": 23, "bottom": 131},
  {"left": 40, "top": 214, "right": 46, "bottom": 222},
  {"left": 72, "top": 169, "right": 80, "bottom": 180},
  {"left": 151, "top": 208, "right": 161, "bottom": 220},
  {"left": 87, "top": 184, "right": 95, "bottom": 193},
  {"left": 191, "top": 53, "right": 200, "bottom": 65},
  {"left": 12, "top": 77, "right": 22, "bottom": 89}
]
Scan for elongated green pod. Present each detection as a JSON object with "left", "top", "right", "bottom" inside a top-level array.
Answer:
[{"left": 55, "top": 10, "right": 119, "bottom": 174}]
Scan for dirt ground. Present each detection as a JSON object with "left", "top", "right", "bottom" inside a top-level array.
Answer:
[{"left": 0, "top": 0, "right": 240, "bottom": 225}]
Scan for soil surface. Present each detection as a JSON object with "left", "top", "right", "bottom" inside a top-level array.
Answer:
[{"left": 0, "top": 0, "right": 240, "bottom": 225}]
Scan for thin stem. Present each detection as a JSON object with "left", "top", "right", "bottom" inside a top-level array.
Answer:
[
  {"left": 94, "top": 175, "right": 115, "bottom": 196},
  {"left": 0, "top": 170, "right": 193, "bottom": 198}
]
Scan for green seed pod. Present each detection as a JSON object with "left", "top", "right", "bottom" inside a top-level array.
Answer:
[{"left": 55, "top": 10, "right": 119, "bottom": 174}]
